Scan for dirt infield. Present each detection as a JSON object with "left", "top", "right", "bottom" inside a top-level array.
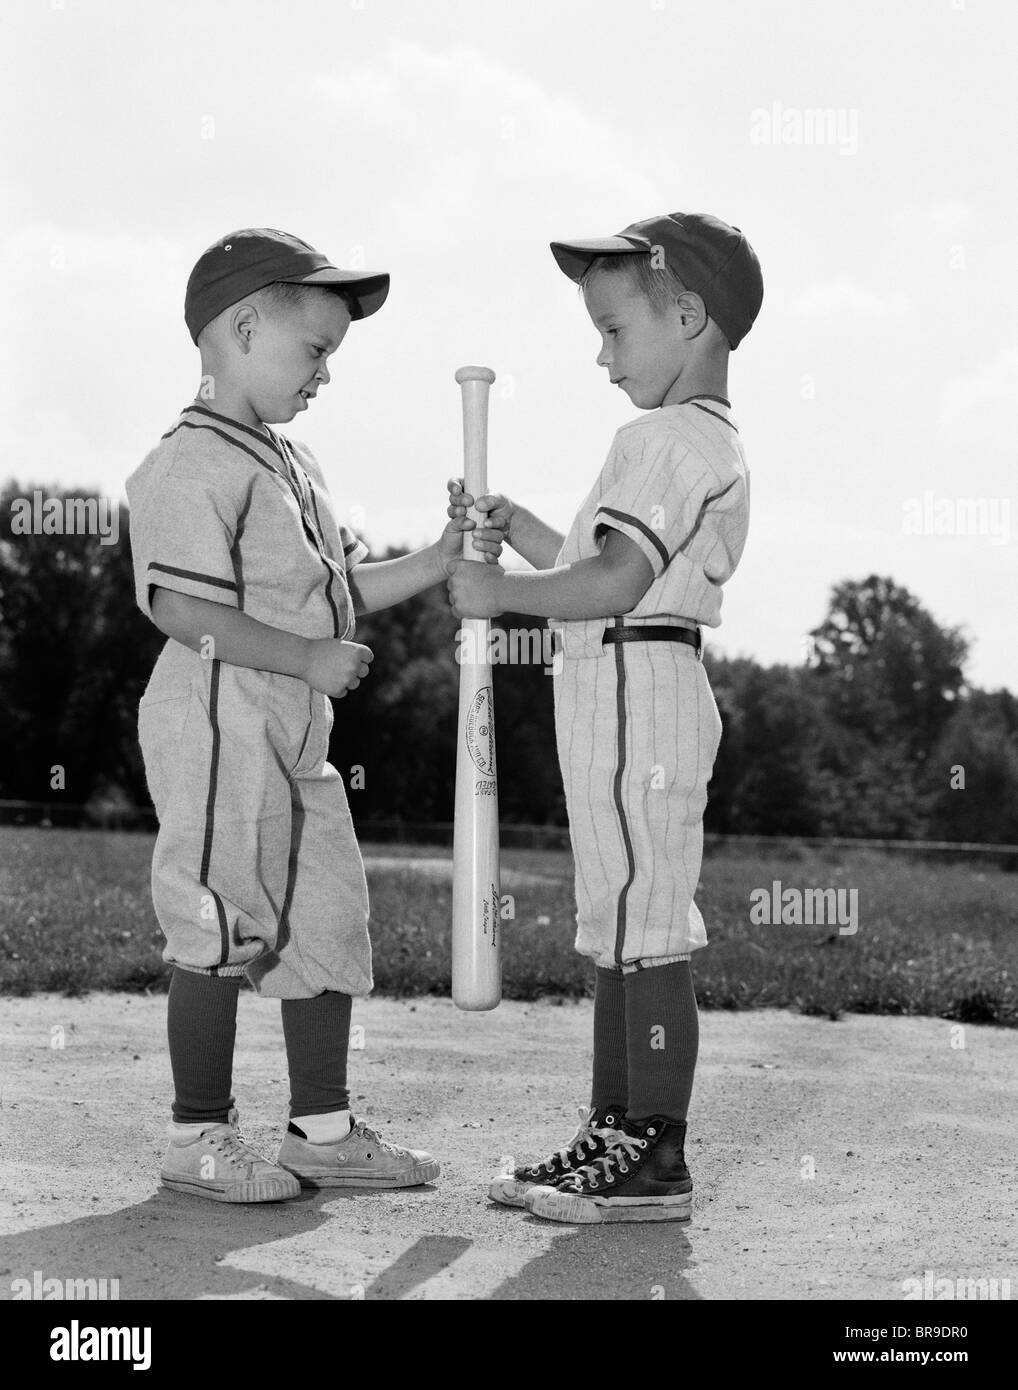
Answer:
[{"left": 0, "top": 995, "right": 1014, "bottom": 1301}]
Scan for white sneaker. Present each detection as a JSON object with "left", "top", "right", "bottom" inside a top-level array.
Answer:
[
  {"left": 277, "top": 1117, "right": 440, "bottom": 1189},
  {"left": 161, "top": 1108, "right": 300, "bottom": 1203}
]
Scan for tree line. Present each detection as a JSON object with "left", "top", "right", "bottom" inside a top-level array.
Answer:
[{"left": 1, "top": 485, "right": 1016, "bottom": 843}]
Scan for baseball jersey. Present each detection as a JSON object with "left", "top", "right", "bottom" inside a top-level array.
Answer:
[
  {"left": 126, "top": 402, "right": 368, "bottom": 638},
  {"left": 552, "top": 395, "right": 749, "bottom": 657}
]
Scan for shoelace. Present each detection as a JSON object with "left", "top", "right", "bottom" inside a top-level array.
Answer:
[
  {"left": 558, "top": 1130, "right": 646, "bottom": 1189},
  {"left": 350, "top": 1121, "right": 403, "bottom": 1156},
  {"left": 207, "top": 1126, "right": 262, "bottom": 1167},
  {"left": 536, "top": 1105, "right": 600, "bottom": 1173}
]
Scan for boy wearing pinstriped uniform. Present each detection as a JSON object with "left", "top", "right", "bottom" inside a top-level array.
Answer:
[
  {"left": 127, "top": 228, "right": 503, "bottom": 1203},
  {"left": 551, "top": 401, "right": 749, "bottom": 975},
  {"left": 446, "top": 212, "right": 762, "bottom": 1222}
]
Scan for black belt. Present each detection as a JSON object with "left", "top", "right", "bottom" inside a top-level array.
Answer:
[{"left": 602, "top": 624, "right": 701, "bottom": 656}]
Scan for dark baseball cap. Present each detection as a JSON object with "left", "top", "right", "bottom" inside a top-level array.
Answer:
[
  {"left": 184, "top": 227, "right": 390, "bottom": 343},
  {"left": 550, "top": 212, "right": 763, "bottom": 348}
]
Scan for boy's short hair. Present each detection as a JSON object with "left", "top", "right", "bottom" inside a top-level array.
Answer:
[
  {"left": 579, "top": 253, "right": 687, "bottom": 314},
  {"left": 255, "top": 281, "right": 355, "bottom": 319},
  {"left": 197, "top": 281, "right": 354, "bottom": 347}
]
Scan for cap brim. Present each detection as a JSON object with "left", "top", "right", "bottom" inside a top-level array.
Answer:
[
  {"left": 550, "top": 234, "right": 651, "bottom": 283},
  {"left": 285, "top": 266, "right": 390, "bottom": 319}
]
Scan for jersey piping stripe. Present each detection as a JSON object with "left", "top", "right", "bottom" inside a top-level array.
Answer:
[
  {"left": 609, "top": 617, "right": 638, "bottom": 965},
  {"left": 183, "top": 404, "right": 286, "bottom": 462},
  {"left": 302, "top": 470, "right": 332, "bottom": 553},
  {"left": 672, "top": 478, "right": 740, "bottom": 559},
  {"left": 677, "top": 394, "right": 732, "bottom": 408},
  {"left": 279, "top": 435, "right": 323, "bottom": 538},
  {"left": 278, "top": 436, "right": 342, "bottom": 637},
  {"left": 691, "top": 402, "right": 738, "bottom": 433},
  {"left": 166, "top": 418, "right": 285, "bottom": 479},
  {"left": 596, "top": 506, "right": 669, "bottom": 570},
  {"left": 198, "top": 660, "right": 231, "bottom": 966},
  {"left": 271, "top": 436, "right": 340, "bottom": 600},
  {"left": 147, "top": 562, "right": 238, "bottom": 592}
]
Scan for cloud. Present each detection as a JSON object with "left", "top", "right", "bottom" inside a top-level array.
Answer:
[
  {"left": 941, "top": 348, "right": 1018, "bottom": 427},
  {"left": 929, "top": 203, "right": 972, "bottom": 234},
  {"left": 784, "top": 279, "right": 908, "bottom": 319},
  {"left": 0, "top": 225, "right": 186, "bottom": 316},
  {"left": 311, "top": 44, "right": 676, "bottom": 236},
  {"left": 0, "top": 226, "right": 193, "bottom": 468}
]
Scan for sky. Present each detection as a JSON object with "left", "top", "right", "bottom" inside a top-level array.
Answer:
[{"left": 2, "top": 0, "right": 1016, "bottom": 692}]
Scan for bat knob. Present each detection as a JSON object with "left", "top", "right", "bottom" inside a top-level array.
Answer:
[{"left": 455, "top": 365, "right": 496, "bottom": 385}]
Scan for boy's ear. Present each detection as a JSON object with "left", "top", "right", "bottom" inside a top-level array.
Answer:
[
  {"left": 674, "top": 290, "right": 708, "bottom": 340},
  {"left": 230, "top": 303, "right": 259, "bottom": 352}
]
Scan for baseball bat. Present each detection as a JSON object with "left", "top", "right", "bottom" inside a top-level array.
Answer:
[{"left": 452, "top": 365, "right": 502, "bottom": 1011}]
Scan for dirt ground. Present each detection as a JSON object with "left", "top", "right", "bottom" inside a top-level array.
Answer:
[{"left": 0, "top": 994, "right": 1014, "bottom": 1301}]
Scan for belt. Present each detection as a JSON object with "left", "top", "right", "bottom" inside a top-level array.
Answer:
[{"left": 602, "top": 624, "right": 702, "bottom": 656}]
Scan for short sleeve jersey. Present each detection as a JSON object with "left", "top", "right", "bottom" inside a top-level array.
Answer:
[
  {"left": 125, "top": 403, "right": 368, "bottom": 640},
  {"left": 553, "top": 396, "right": 749, "bottom": 654}
]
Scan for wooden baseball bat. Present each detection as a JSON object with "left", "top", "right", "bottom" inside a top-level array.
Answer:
[{"left": 452, "top": 365, "right": 502, "bottom": 1011}]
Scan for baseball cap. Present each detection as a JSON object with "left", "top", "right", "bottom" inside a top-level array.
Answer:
[
  {"left": 550, "top": 212, "right": 763, "bottom": 348},
  {"left": 184, "top": 227, "right": 390, "bottom": 343}
]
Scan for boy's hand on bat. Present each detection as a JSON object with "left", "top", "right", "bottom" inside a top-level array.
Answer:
[
  {"left": 439, "top": 479, "right": 511, "bottom": 575},
  {"left": 447, "top": 558, "right": 507, "bottom": 619},
  {"left": 462, "top": 487, "right": 515, "bottom": 544}
]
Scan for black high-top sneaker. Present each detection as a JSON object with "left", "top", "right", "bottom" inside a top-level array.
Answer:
[
  {"left": 488, "top": 1104, "right": 626, "bottom": 1208},
  {"left": 525, "top": 1116, "right": 693, "bottom": 1223}
]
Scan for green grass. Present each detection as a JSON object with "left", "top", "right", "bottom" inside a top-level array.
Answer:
[{"left": 0, "top": 827, "right": 1015, "bottom": 1024}]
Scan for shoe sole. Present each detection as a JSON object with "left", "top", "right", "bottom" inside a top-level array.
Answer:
[
  {"left": 160, "top": 1175, "right": 300, "bottom": 1204},
  {"left": 282, "top": 1159, "right": 441, "bottom": 1190},
  {"left": 525, "top": 1187, "right": 692, "bottom": 1224}
]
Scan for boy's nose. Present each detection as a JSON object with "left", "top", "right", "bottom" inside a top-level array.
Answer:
[{"left": 596, "top": 346, "right": 611, "bottom": 368}]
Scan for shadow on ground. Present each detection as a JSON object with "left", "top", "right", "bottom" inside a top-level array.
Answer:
[{"left": 0, "top": 1190, "right": 700, "bottom": 1301}]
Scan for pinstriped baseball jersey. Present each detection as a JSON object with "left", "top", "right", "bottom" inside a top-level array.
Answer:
[
  {"left": 125, "top": 403, "right": 373, "bottom": 999},
  {"left": 551, "top": 397, "right": 747, "bottom": 967},
  {"left": 551, "top": 396, "right": 748, "bottom": 660}
]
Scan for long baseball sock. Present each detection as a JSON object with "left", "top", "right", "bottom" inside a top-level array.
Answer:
[
  {"left": 624, "top": 961, "right": 699, "bottom": 1123},
  {"left": 167, "top": 967, "right": 241, "bottom": 1125},
  {"left": 282, "top": 991, "right": 353, "bottom": 1141},
  {"left": 590, "top": 965, "right": 628, "bottom": 1113}
]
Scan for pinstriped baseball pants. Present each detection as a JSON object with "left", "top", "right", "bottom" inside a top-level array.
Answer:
[{"left": 553, "top": 641, "right": 722, "bottom": 968}]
